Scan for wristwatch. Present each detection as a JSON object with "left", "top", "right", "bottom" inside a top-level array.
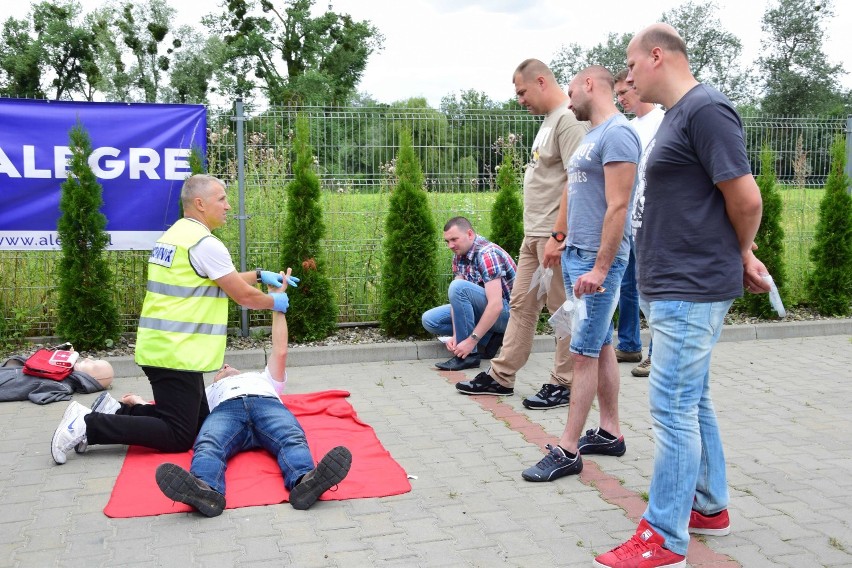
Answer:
[
  {"left": 551, "top": 231, "right": 566, "bottom": 243},
  {"left": 256, "top": 267, "right": 263, "bottom": 283},
  {"left": 471, "top": 332, "right": 480, "bottom": 341}
]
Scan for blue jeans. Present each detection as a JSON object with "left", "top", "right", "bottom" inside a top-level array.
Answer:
[
  {"left": 640, "top": 298, "right": 733, "bottom": 555},
  {"left": 421, "top": 279, "right": 510, "bottom": 352},
  {"left": 563, "top": 246, "right": 626, "bottom": 358},
  {"left": 616, "top": 245, "right": 642, "bottom": 352},
  {"left": 190, "top": 395, "right": 315, "bottom": 495}
]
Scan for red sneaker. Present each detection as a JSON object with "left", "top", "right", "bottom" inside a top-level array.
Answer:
[
  {"left": 688, "top": 508, "right": 730, "bottom": 536},
  {"left": 594, "top": 519, "right": 686, "bottom": 568}
]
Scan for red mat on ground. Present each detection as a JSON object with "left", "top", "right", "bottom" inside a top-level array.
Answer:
[{"left": 103, "top": 390, "right": 410, "bottom": 518}]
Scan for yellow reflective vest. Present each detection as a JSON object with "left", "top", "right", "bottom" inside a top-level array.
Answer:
[{"left": 135, "top": 218, "right": 229, "bottom": 372}]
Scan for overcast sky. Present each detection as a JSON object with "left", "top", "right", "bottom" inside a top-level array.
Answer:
[{"left": 4, "top": 0, "right": 851, "bottom": 106}]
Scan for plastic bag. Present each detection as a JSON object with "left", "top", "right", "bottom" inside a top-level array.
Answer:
[
  {"left": 548, "top": 300, "right": 575, "bottom": 340},
  {"left": 762, "top": 274, "right": 786, "bottom": 318},
  {"left": 529, "top": 265, "right": 552, "bottom": 300}
]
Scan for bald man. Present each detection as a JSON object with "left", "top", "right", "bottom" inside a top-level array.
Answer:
[
  {"left": 521, "top": 65, "right": 640, "bottom": 483},
  {"left": 593, "top": 24, "right": 769, "bottom": 568}
]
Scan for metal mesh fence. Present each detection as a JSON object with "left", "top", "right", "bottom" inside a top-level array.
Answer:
[{"left": 1, "top": 107, "right": 848, "bottom": 338}]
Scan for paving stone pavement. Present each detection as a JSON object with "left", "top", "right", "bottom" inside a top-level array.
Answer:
[{"left": 1, "top": 333, "right": 850, "bottom": 567}]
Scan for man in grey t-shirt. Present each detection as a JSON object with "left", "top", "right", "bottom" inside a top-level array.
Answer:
[{"left": 593, "top": 24, "right": 771, "bottom": 568}]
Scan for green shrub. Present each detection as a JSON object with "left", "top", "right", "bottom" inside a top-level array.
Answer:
[
  {"left": 280, "top": 115, "right": 338, "bottom": 340},
  {"left": 55, "top": 122, "right": 121, "bottom": 350},
  {"left": 806, "top": 135, "right": 852, "bottom": 315},
  {"left": 489, "top": 137, "right": 524, "bottom": 260},
  {"left": 380, "top": 129, "right": 440, "bottom": 337},
  {"left": 742, "top": 145, "right": 786, "bottom": 317}
]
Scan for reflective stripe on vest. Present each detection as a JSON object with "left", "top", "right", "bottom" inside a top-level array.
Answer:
[{"left": 135, "top": 218, "right": 229, "bottom": 372}]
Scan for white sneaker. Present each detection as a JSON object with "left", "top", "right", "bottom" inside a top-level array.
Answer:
[
  {"left": 51, "top": 401, "right": 90, "bottom": 465},
  {"left": 90, "top": 392, "right": 121, "bottom": 414}
]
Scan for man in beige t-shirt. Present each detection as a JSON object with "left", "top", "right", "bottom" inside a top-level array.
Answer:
[{"left": 456, "top": 59, "right": 589, "bottom": 409}]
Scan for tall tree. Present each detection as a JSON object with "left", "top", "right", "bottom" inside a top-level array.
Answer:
[
  {"left": 206, "top": 0, "right": 384, "bottom": 105},
  {"left": 162, "top": 28, "right": 220, "bottom": 104},
  {"left": 93, "top": 0, "right": 182, "bottom": 102},
  {"left": 0, "top": 17, "right": 46, "bottom": 98},
  {"left": 56, "top": 122, "right": 120, "bottom": 350},
  {"left": 661, "top": 1, "right": 754, "bottom": 106},
  {"left": 550, "top": 33, "right": 631, "bottom": 85},
  {"left": 758, "top": 0, "right": 848, "bottom": 115},
  {"left": 32, "top": 0, "right": 98, "bottom": 101}
]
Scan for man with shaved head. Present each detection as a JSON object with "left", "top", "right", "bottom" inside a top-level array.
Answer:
[
  {"left": 520, "top": 65, "right": 641, "bottom": 483},
  {"left": 593, "top": 24, "right": 770, "bottom": 568}
]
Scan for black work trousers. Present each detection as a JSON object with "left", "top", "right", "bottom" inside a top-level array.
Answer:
[{"left": 84, "top": 366, "right": 210, "bottom": 453}]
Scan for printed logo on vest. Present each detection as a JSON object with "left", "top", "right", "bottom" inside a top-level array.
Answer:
[{"left": 149, "top": 243, "right": 176, "bottom": 267}]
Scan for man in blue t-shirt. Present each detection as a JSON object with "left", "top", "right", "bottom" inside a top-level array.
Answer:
[
  {"left": 593, "top": 24, "right": 771, "bottom": 568},
  {"left": 520, "top": 65, "right": 641, "bottom": 483},
  {"left": 422, "top": 216, "right": 516, "bottom": 371}
]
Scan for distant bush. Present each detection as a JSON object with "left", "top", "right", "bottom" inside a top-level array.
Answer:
[
  {"left": 380, "top": 128, "right": 440, "bottom": 337},
  {"left": 806, "top": 135, "right": 852, "bottom": 316},
  {"left": 489, "top": 135, "right": 524, "bottom": 260}
]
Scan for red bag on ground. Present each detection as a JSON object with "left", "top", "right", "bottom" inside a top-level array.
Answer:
[{"left": 22, "top": 346, "right": 78, "bottom": 381}]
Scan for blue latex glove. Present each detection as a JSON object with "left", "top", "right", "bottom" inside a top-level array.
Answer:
[
  {"left": 260, "top": 271, "right": 299, "bottom": 288},
  {"left": 271, "top": 292, "right": 289, "bottom": 313}
]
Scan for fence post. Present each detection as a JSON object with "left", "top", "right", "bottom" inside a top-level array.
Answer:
[
  {"left": 846, "top": 115, "right": 852, "bottom": 195},
  {"left": 234, "top": 99, "right": 249, "bottom": 337}
]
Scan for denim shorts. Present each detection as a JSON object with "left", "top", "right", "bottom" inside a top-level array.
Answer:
[{"left": 562, "top": 246, "right": 627, "bottom": 357}]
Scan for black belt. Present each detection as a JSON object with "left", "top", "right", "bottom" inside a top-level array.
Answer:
[{"left": 229, "top": 394, "right": 278, "bottom": 400}]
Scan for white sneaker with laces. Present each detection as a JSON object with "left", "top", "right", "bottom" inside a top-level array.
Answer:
[{"left": 52, "top": 401, "right": 90, "bottom": 465}]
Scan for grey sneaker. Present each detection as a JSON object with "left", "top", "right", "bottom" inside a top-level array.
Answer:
[
  {"left": 290, "top": 446, "right": 352, "bottom": 510},
  {"left": 51, "top": 401, "right": 90, "bottom": 464},
  {"left": 155, "top": 463, "right": 226, "bottom": 517},
  {"left": 615, "top": 349, "right": 642, "bottom": 363},
  {"left": 521, "top": 444, "right": 582, "bottom": 481},
  {"left": 632, "top": 356, "right": 652, "bottom": 377},
  {"left": 76, "top": 392, "right": 122, "bottom": 454},
  {"left": 578, "top": 427, "right": 626, "bottom": 456},
  {"left": 523, "top": 383, "right": 571, "bottom": 409}
]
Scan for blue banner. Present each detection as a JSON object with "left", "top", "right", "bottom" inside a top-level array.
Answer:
[{"left": 0, "top": 99, "right": 206, "bottom": 250}]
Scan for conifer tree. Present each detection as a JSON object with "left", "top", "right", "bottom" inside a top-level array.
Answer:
[
  {"left": 380, "top": 129, "right": 440, "bottom": 337},
  {"left": 280, "top": 115, "right": 337, "bottom": 340},
  {"left": 56, "top": 122, "right": 120, "bottom": 350},
  {"left": 806, "top": 135, "right": 852, "bottom": 316},
  {"left": 742, "top": 145, "right": 786, "bottom": 317},
  {"left": 489, "top": 134, "right": 524, "bottom": 260}
]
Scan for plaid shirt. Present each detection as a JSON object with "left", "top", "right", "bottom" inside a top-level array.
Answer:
[{"left": 452, "top": 236, "right": 516, "bottom": 302}]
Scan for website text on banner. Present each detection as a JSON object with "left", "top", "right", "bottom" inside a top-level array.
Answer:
[{"left": 0, "top": 99, "right": 206, "bottom": 251}]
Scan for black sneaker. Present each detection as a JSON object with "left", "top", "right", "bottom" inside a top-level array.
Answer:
[
  {"left": 578, "top": 427, "right": 626, "bottom": 456},
  {"left": 455, "top": 372, "right": 514, "bottom": 396},
  {"left": 290, "top": 446, "right": 352, "bottom": 510},
  {"left": 521, "top": 444, "right": 582, "bottom": 481},
  {"left": 523, "top": 383, "right": 571, "bottom": 409},
  {"left": 155, "top": 463, "right": 226, "bottom": 517}
]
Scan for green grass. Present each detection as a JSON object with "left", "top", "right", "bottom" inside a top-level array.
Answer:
[{"left": 0, "top": 184, "right": 826, "bottom": 337}]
